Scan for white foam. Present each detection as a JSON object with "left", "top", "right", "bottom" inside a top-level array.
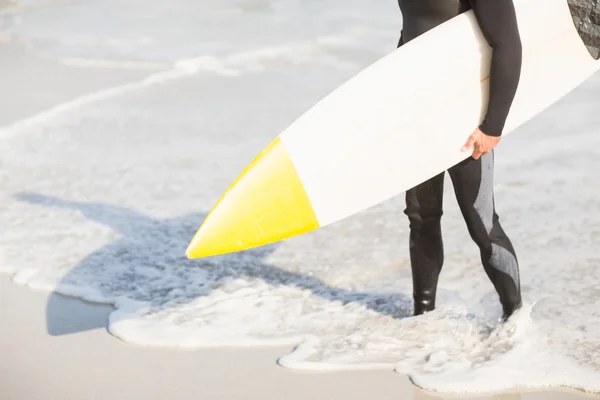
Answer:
[
  {"left": 0, "top": 39, "right": 361, "bottom": 140},
  {"left": 59, "top": 57, "right": 170, "bottom": 71},
  {"left": 397, "top": 305, "right": 600, "bottom": 394},
  {"left": 0, "top": 81, "right": 151, "bottom": 139}
]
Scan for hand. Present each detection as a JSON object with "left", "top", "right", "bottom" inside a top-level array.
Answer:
[{"left": 461, "top": 128, "right": 501, "bottom": 160}]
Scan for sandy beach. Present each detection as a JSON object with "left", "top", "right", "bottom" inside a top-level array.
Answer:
[
  {"left": 2, "top": 0, "right": 600, "bottom": 399},
  {"left": 2, "top": 274, "right": 599, "bottom": 400},
  {"left": 1, "top": 275, "right": 419, "bottom": 400}
]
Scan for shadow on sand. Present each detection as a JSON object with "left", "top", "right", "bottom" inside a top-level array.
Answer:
[{"left": 15, "top": 192, "right": 411, "bottom": 337}]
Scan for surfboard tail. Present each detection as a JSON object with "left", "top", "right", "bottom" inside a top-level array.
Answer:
[{"left": 185, "top": 137, "right": 320, "bottom": 259}]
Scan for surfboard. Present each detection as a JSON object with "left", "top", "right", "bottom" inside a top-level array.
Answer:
[{"left": 186, "top": 0, "right": 600, "bottom": 259}]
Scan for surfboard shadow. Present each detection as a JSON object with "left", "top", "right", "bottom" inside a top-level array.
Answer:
[{"left": 15, "top": 192, "right": 411, "bottom": 337}]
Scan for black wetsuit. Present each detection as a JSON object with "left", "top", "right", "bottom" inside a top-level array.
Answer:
[{"left": 397, "top": 0, "right": 523, "bottom": 319}]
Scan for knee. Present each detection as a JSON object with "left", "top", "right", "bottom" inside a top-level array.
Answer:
[
  {"left": 404, "top": 205, "right": 443, "bottom": 232},
  {"left": 462, "top": 210, "right": 494, "bottom": 252},
  {"left": 404, "top": 180, "right": 444, "bottom": 232}
]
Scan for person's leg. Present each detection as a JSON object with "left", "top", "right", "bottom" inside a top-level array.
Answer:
[
  {"left": 404, "top": 173, "right": 446, "bottom": 315},
  {"left": 398, "top": 0, "right": 459, "bottom": 316},
  {"left": 448, "top": 152, "right": 522, "bottom": 319}
]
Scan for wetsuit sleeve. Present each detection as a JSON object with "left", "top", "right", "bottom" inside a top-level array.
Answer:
[{"left": 468, "top": 0, "right": 523, "bottom": 137}]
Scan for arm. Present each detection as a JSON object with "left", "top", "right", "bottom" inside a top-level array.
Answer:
[{"left": 471, "top": 0, "right": 523, "bottom": 137}]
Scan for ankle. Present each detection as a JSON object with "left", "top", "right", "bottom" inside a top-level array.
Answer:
[
  {"left": 413, "top": 298, "right": 435, "bottom": 316},
  {"left": 501, "top": 299, "right": 522, "bottom": 321}
]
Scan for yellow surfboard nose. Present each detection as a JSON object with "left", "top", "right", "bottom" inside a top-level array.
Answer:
[{"left": 186, "top": 137, "right": 320, "bottom": 258}]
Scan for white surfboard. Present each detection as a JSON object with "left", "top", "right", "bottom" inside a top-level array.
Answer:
[{"left": 186, "top": 0, "right": 600, "bottom": 259}]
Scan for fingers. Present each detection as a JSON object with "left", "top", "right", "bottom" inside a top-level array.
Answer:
[
  {"left": 462, "top": 129, "right": 500, "bottom": 159},
  {"left": 473, "top": 143, "right": 496, "bottom": 160},
  {"left": 473, "top": 141, "right": 493, "bottom": 159},
  {"left": 461, "top": 134, "right": 476, "bottom": 152},
  {"left": 466, "top": 130, "right": 502, "bottom": 159}
]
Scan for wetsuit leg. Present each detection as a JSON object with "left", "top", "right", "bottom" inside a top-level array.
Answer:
[
  {"left": 404, "top": 172, "right": 446, "bottom": 315},
  {"left": 398, "top": 0, "right": 459, "bottom": 316},
  {"left": 447, "top": 152, "right": 522, "bottom": 319}
]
